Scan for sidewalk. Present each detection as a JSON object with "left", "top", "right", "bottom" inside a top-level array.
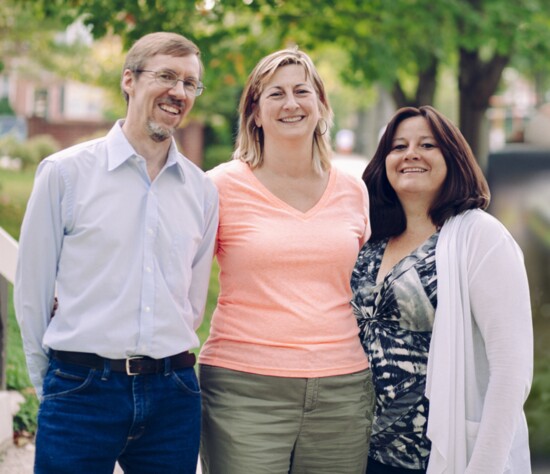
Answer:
[
  {"left": 0, "top": 441, "right": 34, "bottom": 474},
  {"left": 0, "top": 441, "right": 205, "bottom": 473},
  {"left": 1, "top": 441, "right": 548, "bottom": 474}
]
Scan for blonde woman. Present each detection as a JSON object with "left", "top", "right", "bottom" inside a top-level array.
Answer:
[{"left": 199, "top": 48, "right": 374, "bottom": 474}]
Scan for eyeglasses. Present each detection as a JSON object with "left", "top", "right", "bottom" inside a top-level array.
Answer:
[{"left": 135, "top": 69, "right": 205, "bottom": 97}]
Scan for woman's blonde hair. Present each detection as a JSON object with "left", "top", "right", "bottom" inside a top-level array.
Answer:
[{"left": 233, "top": 48, "right": 334, "bottom": 173}]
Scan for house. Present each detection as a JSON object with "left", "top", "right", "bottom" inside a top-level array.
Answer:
[{"left": 0, "top": 58, "right": 204, "bottom": 166}]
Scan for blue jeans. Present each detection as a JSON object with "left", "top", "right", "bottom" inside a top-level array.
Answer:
[{"left": 35, "top": 357, "right": 201, "bottom": 474}]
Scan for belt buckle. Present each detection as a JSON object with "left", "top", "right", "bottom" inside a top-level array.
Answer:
[{"left": 125, "top": 356, "right": 144, "bottom": 376}]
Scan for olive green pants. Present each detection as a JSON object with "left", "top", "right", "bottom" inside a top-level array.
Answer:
[{"left": 199, "top": 365, "right": 374, "bottom": 474}]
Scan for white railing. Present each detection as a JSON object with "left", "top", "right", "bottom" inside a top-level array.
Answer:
[
  {"left": 0, "top": 226, "right": 18, "bottom": 390},
  {"left": 0, "top": 227, "right": 17, "bottom": 285},
  {"left": 0, "top": 227, "right": 24, "bottom": 450}
]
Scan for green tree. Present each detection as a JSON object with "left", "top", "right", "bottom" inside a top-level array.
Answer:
[
  {"left": 19, "top": 0, "right": 550, "bottom": 158},
  {"left": 266, "top": 0, "right": 550, "bottom": 157},
  {"left": 453, "top": 0, "right": 550, "bottom": 156},
  {"left": 1, "top": 0, "right": 85, "bottom": 74},
  {"left": 1, "top": 0, "right": 128, "bottom": 121}
]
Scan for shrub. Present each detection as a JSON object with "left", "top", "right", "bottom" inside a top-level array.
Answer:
[
  {"left": 0, "top": 134, "right": 60, "bottom": 169},
  {"left": 203, "top": 144, "right": 233, "bottom": 171},
  {"left": 28, "top": 134, "right": 60, "bottom": 163},
  {"left": 0, "top": 135, "right": 22, "bottom": 160},
  {"left": 13, "top": 393, "right": 39, "bottom": 437},
  {"left": 0, "top": 201, "right": 24, "bottom": 241},
  {"left": 0, "top": 98, "right": 15, "bottom": 115}
]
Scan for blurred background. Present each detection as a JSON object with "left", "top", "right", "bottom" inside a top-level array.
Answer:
[{"left": 0, "top": 0, "right": 549, "bottom": 464}]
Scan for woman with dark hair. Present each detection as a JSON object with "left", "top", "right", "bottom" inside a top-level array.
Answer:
[{"left": 351, "top": 106, "right": 533, "bottom": 473}]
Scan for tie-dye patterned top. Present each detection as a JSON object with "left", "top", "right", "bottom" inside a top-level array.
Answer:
[{"left": 350, "top": 232, "right": 439, "bottom": 471}]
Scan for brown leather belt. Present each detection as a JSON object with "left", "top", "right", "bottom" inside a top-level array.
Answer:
[{"left": 51, "top": 350, "right": 196, "bottom": 375}]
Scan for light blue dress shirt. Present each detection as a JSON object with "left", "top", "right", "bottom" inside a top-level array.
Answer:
[{"left": 15, "top": 121, "right": 219, "bottom": 396}]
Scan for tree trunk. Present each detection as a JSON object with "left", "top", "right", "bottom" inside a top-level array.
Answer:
[
  {"left": 458, "top": 48, "right": 510, "bottom": 161},
  {"left": 392, "top": 56, "right": 439, "bottom": 108},
  {"left": 392, "top": 82, "right": 409, "bottom": 109},
  {"left": 415, "top": 58, "right": 438, "bottom": 106},
  {"left": 458, "top": 97, "right": 487, "bottom": 164}
]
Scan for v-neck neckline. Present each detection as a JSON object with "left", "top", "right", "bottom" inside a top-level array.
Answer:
[
  {"left": 376, "top": 232, "right": 439, "bottom": 286},
  {"left": 240, "top": 161, "right": 336, "bottom": 219}
]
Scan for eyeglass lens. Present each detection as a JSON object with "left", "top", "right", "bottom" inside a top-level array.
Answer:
[{"left": 137, "top": 69, "right": 204, "bottom": 96}]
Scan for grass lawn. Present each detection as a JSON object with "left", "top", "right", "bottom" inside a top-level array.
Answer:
[
  {"left": 525, "top": 308, "right": 550, "bottom": 456},
  {"left": 1, "top": 166, "right": 550, "bottom": 458},
  {"left": 0, "top": 167, "right": 37, "bottom": 240}
]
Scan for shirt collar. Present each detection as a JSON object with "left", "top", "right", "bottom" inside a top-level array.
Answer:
[{"left": 106, "top": 120, "right": 187, "bottom": 182}]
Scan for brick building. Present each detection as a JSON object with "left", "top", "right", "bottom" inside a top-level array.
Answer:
[{"left": 0, "top": 62, "right": 204, "bottom": 166}]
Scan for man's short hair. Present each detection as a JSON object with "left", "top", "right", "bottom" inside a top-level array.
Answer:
[{"left": 121, "top": 32, "right": 203, "bottom": 103}]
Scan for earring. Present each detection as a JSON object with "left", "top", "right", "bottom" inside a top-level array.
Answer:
[{"left": 316, "top": 119, "right": 328, "bottom": 136}]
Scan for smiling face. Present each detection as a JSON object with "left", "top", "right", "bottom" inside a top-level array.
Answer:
[
  {"left": 385, "top": 116, "right": 448, "bottom": 204},
  {"left": 122, "top": 53, "right": 201, "bottom": 144},
  {"left": 254, "top": 64, "right": 320, "bottom": 145}
]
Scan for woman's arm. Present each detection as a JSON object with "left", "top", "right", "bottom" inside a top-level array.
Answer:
[{"left": 466, "top": 219, "right": 533, "bottom": 473}]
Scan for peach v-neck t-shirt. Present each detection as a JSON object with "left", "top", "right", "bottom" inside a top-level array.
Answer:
[{"left": 199, "top": 160, "right": 370, "bottom": 377}]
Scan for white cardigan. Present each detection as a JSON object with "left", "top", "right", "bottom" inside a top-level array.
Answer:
[{"left": 426, "top": 209, "right": 533, "bottom": 474}]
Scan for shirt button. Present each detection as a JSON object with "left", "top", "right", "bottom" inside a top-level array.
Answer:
[
  {"left": 146, "top": 266, "right": 152, "bottom": 273},
  {"left": 147, "top": 228, "right": 154, "bottom": 235},
  {"left": 144, "top": 307, "right": 151, "bottom": 313}
]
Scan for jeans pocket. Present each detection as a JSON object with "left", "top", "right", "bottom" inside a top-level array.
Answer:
[
  {"left": 169, "top": 368, "right": 201, "bottom": 396},
  {"left": 42, "top": 361, "right": 96, "bottom": 400}
]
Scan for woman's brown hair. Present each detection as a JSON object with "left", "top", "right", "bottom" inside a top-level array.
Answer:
[{"left": 363, "top": 105, "right": 490, "bottom": 240}]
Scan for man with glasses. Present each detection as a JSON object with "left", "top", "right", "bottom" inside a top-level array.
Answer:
[{"left": 15, "top": 32, "right": 218, "bottom": 474}]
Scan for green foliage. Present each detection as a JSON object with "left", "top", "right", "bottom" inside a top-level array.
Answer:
[
  {"left": 0, "top": 135, "right": 24, "bottom": 163},
  {"left": 202, "top": 144, "right": 233, "bottom": 171},
  {"left": 0, "top": 201, "right": 24, "bottom": 241},
  {"left": 526, "top": 361, "right": 550, "bottom": 454},
  {"left": 7, "top": 286, "right": 28, "bottom": 388},
  {"left": 1, "top": 0, "right": 77, "bottom": 77},
  {"left": 525, "top": 309, "right": 550, "bottom": 455},
  {"left": 6, "top": 285, "right": 38, "bottom": 434},
  {"left": 13, "top": 394, "right": 39, "bottom": 435},
  {"left": 0, "top": 135, "right": 60, "bottom": 169},
  {"left": 194, "top": 260, "right": 220, "bottom": 351},
  {"left": 28, "top": 135, "right": 61, "bottom": 164},
  {"left": 0, "top": 166, "right": 37, "bottom": 208},
  {"left": 0, "top": 98, "right": 15, "bottom": 115},
  {"left": 0, "top": 165, "right": 35, "bottom": 239},
  {"left": 1, "top": 0, "right": 126, "bottom": 121},
  {"left": 18, "top": 0, "right": 550, "bottom": 155}
]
